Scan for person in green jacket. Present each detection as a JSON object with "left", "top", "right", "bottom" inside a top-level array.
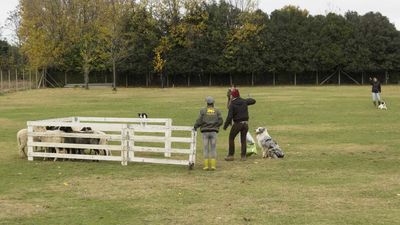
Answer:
[{"left": 194, "top": 96, "right": 223, "bottom": 170}]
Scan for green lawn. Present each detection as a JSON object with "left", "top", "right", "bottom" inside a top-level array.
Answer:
[{"left": 0, "top": 86, "right": 399, "bottom": 225}]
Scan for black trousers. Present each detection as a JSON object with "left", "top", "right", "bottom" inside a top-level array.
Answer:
[{"left": 228, "top": 122, "right": 249, "bottom": 157}]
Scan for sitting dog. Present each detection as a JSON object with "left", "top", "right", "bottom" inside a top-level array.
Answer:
[
  {"left": 255, "top": 127, "right": 284, "bottom": 159},
  {"left": 378, "top": 101, "right": 387, "bottom": 110}
]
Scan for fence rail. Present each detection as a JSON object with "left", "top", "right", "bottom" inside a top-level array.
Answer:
[{"left": 26, "top": 117, "right": 197, "bottom": 168}]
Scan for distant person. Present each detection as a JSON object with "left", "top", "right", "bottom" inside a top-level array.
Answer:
[
  {"left": 194, "top": 96, "right": 223, "bottom": 170},
  {"left": 226, "top": 84, "right": 236, "bottom": 108},
  {"left": 369, "top": 77, "right": 382, "bottom": 107},
  {"left": 223, "top": 89, "right": 256, "bottom": 161}
]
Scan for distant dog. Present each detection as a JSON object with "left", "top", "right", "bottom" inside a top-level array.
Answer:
[
  {"left": 255, "top": 127, "right": 284, "bottom": 159},
  {"left": 378, "top": 101, "right": 387, "bottom": 110},
  {"left": 138, "top": 113, "right": 148, "bottom": 126}
]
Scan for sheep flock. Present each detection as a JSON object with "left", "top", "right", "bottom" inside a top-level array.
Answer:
[{"left": 17, "top": 126, "right": 109, "bottom": 161}]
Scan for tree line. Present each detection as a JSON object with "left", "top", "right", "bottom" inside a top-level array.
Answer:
[{"left": 5, "top": 0, "right": 400, "bottom": 87}]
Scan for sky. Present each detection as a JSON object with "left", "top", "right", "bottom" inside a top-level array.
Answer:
[{"left": 0, "top": 0, "right": 399, "bottom": 42}]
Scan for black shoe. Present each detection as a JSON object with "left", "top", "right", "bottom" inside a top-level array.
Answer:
[{"left": 224, "top": 155, "right": 234, "bottom": 161}]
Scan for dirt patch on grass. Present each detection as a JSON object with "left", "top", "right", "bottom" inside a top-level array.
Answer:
[
  {"left": 0, "top": 199, "right": 45, "bottom": 219},
  {"left": 0, "top": 118, "right": 17, "bottom": 127},
  {"left": 48, "top": 175, "right": 198, "bottom": 200}
]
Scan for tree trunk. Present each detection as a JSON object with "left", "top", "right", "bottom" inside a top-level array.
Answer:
[
  {"left": 166, "top": 73, "right": 169, "bottom": 87},
  {"left": 385, "top": 70, "right": 388, "bottom": 85},
  {"left": 146, "top": 72, "right": 149, "bottom": 87},
  {"left": 112, "top": 59, "right": 117, "bottom": 91},
  {"left": 361, "top": 71, "right": 364, "bottom": 85},
  {"left": 160, "top": 72, "right": 164, "bottom": 88},
  {"left": 251, "top": 71, "right": 254, "bottom": 86},
  {"left": 83, "top": 64, "right": 90, "bottom": 90},
  {"left": 15, "top": 68, "right": 18, "bottom": 91},
  {"left": 273, "top": 72, "right": 276, "bottom": 86}
]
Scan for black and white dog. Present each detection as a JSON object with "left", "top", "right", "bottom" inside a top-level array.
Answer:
[
  {"left": 138, "top": 113, "right": 148, "bottom": 126},
  {"left": 255, "top": 127, "right": 284, "bottom": 159},
  {"left": 378, "top": 101, "right": 387, "bottom": 110}
]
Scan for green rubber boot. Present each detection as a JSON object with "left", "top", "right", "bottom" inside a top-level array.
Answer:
[{"left": 203, "top": 159, "right": 209, "bottom": 170}]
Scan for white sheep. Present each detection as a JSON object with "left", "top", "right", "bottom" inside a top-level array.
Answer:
[
  {"left": 17, "top": 126, "right": 46, "bottom": 158},
  {"left": 40, "top": 129, "right": 65, "bottom": 161},
  {"left": 17, "top": 127, "right": 65, "bottom": 161}
]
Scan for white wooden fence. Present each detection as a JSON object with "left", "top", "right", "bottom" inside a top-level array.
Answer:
[{"left": 27, "top": 117, "right": 197, "bottom": 168}]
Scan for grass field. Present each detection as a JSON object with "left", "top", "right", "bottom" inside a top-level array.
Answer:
[{"left": 0, "top": 86, "right": 399, "bottom": 225}]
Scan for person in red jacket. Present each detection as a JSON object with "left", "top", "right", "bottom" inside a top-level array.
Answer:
[{"left": 223, "top": 89, "right": 256, "bottom": 161}]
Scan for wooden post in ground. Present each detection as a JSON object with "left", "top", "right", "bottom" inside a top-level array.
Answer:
[
  {"left": 27, "top": 124, "right": 34, "bottom": 161},
  {"left": 294, "top": 73, "right": 297, "bottom": 86},
  {"left": 164, "top": 119, "right": 172, "bottom": 158},
  {"left": 209, "top": 74, "right": 211, "bottom": 86},
  {"left": 338, "top": 69, "right": 341, "bottom": 86},
  {"left": 316, "top": 71, "right": 319, "bottom": 85}
]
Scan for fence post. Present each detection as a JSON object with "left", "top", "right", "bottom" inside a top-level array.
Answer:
[
  {"left": 164, "top": 119, "right": 172, "bottom": 157},
  {"left": 189, "top": 130, "right": 197, "bottom": 167},
  {"left": 121, "top": 124, "right": 128, "bottom": 166},
  {"left": 128, "top": 125, "right": 134, "bottom": 161},
  {"left": 27, "top": 124, "right": 34, "bottom": 161}
]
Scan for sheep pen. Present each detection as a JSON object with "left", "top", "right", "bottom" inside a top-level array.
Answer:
[{"left": 23, "top": 117, "right": 197, "bottom": 167}]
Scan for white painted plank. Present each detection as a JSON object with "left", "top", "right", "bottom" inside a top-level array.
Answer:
[
  {"left": 77, "top": 117, "right": 170, "bottom": 123},
  {"left": 30, "top": 152, "right": 121, "bottom": 161},
  {"left": 28, "top": 142, "right": 122, "bottom": 151},
  {"left": 28, "top": 132, "right": 121, "bottom": 141},
  {"left": 129, "top": 157, "right": 188, "bottom": 165},
  {"left": 131, "top": 146, "right": 191, "bottom": 154},
  {"left": 27, "top": 121, "right": 125, "bottom": 132}
]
